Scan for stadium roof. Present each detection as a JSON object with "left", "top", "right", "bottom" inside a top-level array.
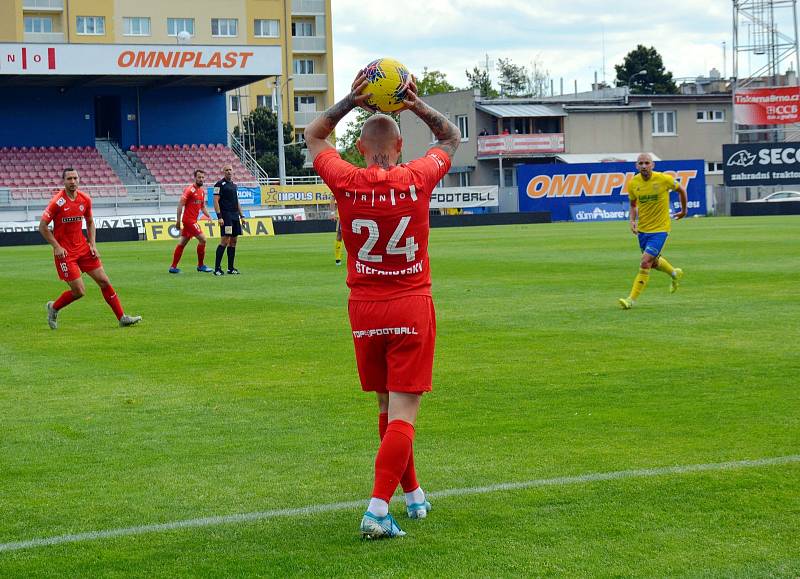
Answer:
[
  {"left": 475, "top": 103, "right": 567, "bottom": 118},
  {"left": 555, "top": 153, "right": 661, "bottom": 163},
  {"left": 0, "top": 43, "right": 280, "bottom": 92}
]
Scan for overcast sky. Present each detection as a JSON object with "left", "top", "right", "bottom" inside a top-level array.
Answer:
[{"left": 329, "top": 0, "right": 794, "bottom": 106}]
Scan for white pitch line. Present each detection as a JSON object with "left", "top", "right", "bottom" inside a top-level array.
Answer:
[{"left": 1, "top": 454, "right": 798, "bottom": 554}]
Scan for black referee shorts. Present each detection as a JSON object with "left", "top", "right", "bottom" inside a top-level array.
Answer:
[{"left": 220, "top": 212, "right": 242, "bottom": 237}]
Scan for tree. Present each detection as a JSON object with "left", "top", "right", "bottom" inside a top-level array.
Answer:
[
  {"left": 614, "top": 45, "right": 678, "bottom": 94},
  {"left": 465, "top": 66, "right": 498, "bottom": 98},
  {"left": 526, "top": 57, "right": 551, "bottom": 98},
  {"left": 234, "top": 107, "right": 311, "bottom": 177},
  {"left": 497, "top": 58, "right": 529, "bottom": 97},
  {"left": 415, "top": 67, "right": 457, "bottom": 96}
]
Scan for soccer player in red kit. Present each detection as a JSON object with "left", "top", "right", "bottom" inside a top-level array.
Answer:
[
  {"left": 39, "top": 168, "right": 142, "bottom": 329},
  {"left": 305, "top": 72, "right": 460, "bottom": 539},
  {"left": 169, "top": 169, "right": 214, "bottom": 273}
]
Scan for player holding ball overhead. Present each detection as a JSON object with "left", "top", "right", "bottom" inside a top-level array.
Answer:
[{"left": 305, "top": 63, "right": 460, "bottom": 539}]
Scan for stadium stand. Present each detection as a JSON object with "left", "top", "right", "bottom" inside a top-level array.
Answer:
[
  {"left": 0, "top": 146, "right": 124, "bottom": 200},
  {"left": 128, "top": 144, "right": 256, "bottom": 195}
]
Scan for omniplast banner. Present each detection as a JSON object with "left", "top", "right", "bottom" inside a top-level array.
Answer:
[
  {"left": 0, "top": 44, "right": 280, "bottom": 76},
  {"left": 734, "top": 87, "right": 800, "bottom": 125},
  {"left": 517, "top": 160, "right": 706, "bottom": 221}
]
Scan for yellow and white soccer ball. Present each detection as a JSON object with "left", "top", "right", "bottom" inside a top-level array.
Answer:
[{"left": 361, "top": 58, "right": 411, "bottom": 113}]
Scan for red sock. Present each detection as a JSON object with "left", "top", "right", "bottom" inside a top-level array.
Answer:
[
  {"left": 101, "top": 285, "right": 124, "bottom": 320},
  {"left": 53, "top": 290, "right": 80, "bottom": 310},
  {"left": 197, "top": 243, "right": 206, "bottom": 266},
  {"left": 171, "top": 244, "right": 185, "bottom": 268},
  {"left": 378, "top": 412, "right": 418, "bottom": 492},
  {"left": 371, "top": 420, "right": 415, "bottom": 502}
]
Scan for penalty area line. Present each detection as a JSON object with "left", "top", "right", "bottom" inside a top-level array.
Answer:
[{"left": 1, "top": 454, "right": 798, "bottom": 553}]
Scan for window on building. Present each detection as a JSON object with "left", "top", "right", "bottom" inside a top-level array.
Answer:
[
  {"left": 167, "top": 18, "right": 194, "bottom": 36},
  {"left": 458, "top": 172, "right": 471, "bottom": 187},
  {"left": 212, "top": 18, "right": 238, "bottom": 37},
  {"left": 652, "top": 110, "right": 677, "bottom": 135},
  {"left": 24, "top": 16, "right": 53, "bottom": 33},
  {"left": 230, "top": 95, "right": 240, "bottom": 113},
  {"left": 456, "top": 115, "right": 469, "bottom": 141},
  {"left": 706, "top": 161, "right": 724, "bottom": 174},
  {"left": 256, "top": 95, "right": 273, "bottom": 110},
  {"left": 696, "top": 110, "right": 725, "bottom": 122},
  {"left": 292, "top": 20, "right": 314, "bottom": 36},
  {"left": 254, "top": 19, "right": 279, "bottom": 38},
  {"left": 294, "top": 95, "right": 316, "bottom": 111},
  {"left": 293, "top": 59, "right": 314, "bottom": 74},
  {"left": 76, "top": 16, "right": 105, "bottom": 35},
  {"left": 123, "top": 17, "right": 150, "bottom": 36}
]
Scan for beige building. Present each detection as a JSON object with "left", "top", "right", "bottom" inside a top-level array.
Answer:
[
  {"left": 400, "top": 85, "right": 733, "bottom": 211},
  {"left": 0, "top": 0, "right": 333, "bottom": 143}
]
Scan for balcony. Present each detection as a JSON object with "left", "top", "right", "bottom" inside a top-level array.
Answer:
[
  {"left": 293, "top": 110, "right": 322, "bottom": 127},
  {"left": 477, "top": 133, "right": 565, "bottom": 158},
  {"left": 292, "top": 73, "right": 328, "bottom": 91},
  {"left": 292, "top": 0, "right": 325, "bottom": 15},
  {"left": 23, "top": 0, "right": 63, "bottom": 9},
  {"left": 291, "top": 36, "right": 326, "bottom": 53},
  {"left": 23, "top": 32, "right": 66, "bottom": 43}
]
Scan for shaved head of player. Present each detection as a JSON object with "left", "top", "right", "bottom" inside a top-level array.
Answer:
[{"left": 305, "top": 71, "right": 461, "bottom": 539}]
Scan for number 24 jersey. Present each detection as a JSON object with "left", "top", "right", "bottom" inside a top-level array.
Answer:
[{"left": 313, "top": 148, "right": 451, "bottom": 301}]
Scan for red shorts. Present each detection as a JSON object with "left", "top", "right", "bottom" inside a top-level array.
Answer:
[
  {"left": 181, "top": 222, "right": 203, "bottom": 239},
  {"left": 54, "top": 246, "right": 102, "bottom": 282},
  {"left": 348, "top": 295, "right": 436, "bottom": 393}
]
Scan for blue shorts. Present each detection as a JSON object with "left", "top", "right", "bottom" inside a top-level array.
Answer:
[{"left": 638, "top": 232, "right": 669, "bottom": 257}]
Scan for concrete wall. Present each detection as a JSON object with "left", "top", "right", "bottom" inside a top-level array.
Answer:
[{"left": 564, "top": 110, "right": 651, "bottom": 153}]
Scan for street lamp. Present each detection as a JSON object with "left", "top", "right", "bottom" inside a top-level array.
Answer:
[
  {"left": 274, "top": 75, "right": 294, "bottom": 185},
  {"left": 624, "top": 69, "right": 647, "bottom": 104}
]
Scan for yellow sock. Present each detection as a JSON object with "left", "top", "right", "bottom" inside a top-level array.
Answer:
[
  {"left": 654, "top": 256, "right": 675, "bottom": 277},
  {"left": 629, "top": 268, "right": 651, "bottom": 301},
  {"left": 334, "top": 239, "right": 343, "bottom": 262}
]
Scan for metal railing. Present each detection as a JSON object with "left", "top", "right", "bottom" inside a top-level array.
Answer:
[
  {"left": 291, "top": 36, "right": 326, "bottom": 53},
  {"left": 291, "top": 0, "right": 325, "bottom": 14},
  {"left": 229, "top": 132, "right": 270, "bottom": 184}
]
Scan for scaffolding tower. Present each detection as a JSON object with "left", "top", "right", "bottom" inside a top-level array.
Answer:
[{"left": 732, "top": 0, "right": 800, "bottom": 142}]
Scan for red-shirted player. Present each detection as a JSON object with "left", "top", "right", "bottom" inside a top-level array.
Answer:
[
  {"left": 39, "top": 168, "right": 142, "bottom": 329},
  {"left": 305, "top": 72, "right": 460, "bottom": 539},
  {"left": 169, "top": 169, "right": 213, "bottom": 273}
]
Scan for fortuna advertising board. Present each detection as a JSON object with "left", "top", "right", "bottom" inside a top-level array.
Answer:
[
  {"left": 734, "top": 87, "right": 800, "bottom": 125},
  {"left": 722, "top": 142, "right": 800, "bottom": 186},
  {"left": 517, "top": 160, "right": 706, "bottom": 221},
  {"left": 0, "top": 44, "right": 280, "bottom": 76}
]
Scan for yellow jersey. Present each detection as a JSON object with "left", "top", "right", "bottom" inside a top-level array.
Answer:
[{"left": 627, "top": 171, "right": 677, "bottom": 233}]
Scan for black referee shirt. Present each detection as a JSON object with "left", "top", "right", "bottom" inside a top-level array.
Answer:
[{"left": 214, "top": 179, "right": 239, "bottom": 214}]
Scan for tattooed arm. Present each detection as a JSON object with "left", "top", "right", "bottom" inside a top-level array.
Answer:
[
  {"left": 402, "top": 78, "right": 461, "bottom": 159},
  {"left": 304, "top": 73, "right": 372, "bottom": 163}
]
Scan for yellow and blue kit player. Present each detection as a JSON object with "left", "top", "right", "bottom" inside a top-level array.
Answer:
[{"left": 619, "top": 153, "right": 688, "bottom": 309}]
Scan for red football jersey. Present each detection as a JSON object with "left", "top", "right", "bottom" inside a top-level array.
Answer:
[
  {"left": 42, "top": 190, "right": 92, "bottom": 254},
  {"left": 181, "top": 184, "right": 206, "bottom": 223},
  {"left": 314, "top": 148, "right": 451, "bottom": 300}
]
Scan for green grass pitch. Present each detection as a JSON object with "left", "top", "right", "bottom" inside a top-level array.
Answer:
[{"left": 1, "top": 216, "right": 798, "bottom": 576}]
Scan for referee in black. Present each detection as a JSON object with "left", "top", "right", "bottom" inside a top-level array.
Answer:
[{"left": 212, "top": 164, "right": 246, "bottom": 275}]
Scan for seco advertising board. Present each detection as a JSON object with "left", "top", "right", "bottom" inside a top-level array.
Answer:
[{"left": 517, "top": 160, "right": 706, "bottom": 221}]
